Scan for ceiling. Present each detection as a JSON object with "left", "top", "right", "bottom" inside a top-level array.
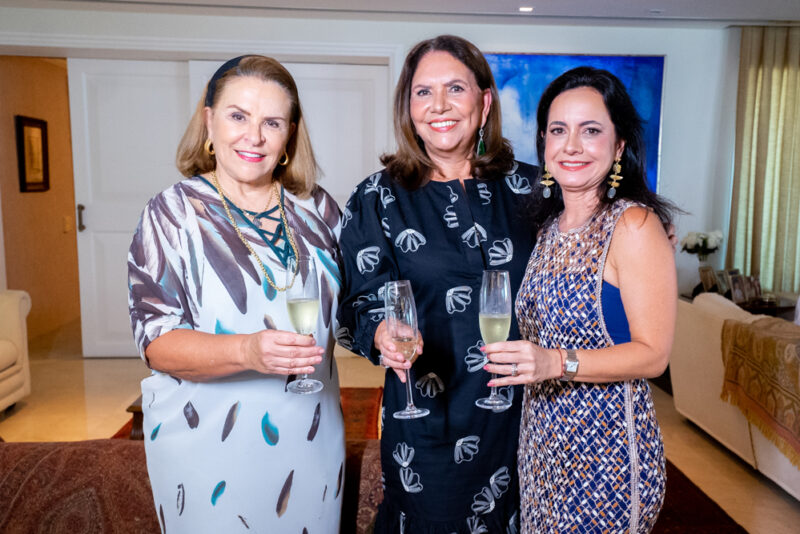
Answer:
[{"left": 12, "top": 0, "right": 800, "bottom": 27}]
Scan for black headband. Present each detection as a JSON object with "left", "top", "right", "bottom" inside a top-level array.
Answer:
[{"left": 204, "top": 55, "right": 247, "bottom": 107}]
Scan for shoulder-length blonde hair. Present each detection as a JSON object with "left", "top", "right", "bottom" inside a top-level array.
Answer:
[
  {"left": 176, "top": 55, "right": 319, "bottom": 197},
  {"left": 381, "top": 35, "right": 514, "bottom": 189}
]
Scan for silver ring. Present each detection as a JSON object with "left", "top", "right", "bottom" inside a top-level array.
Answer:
[
  {"left": 379, "top": 354, "right": 389, "bottom": 368},
  {"left": 511, "top": 363, "right": 519, "bottom": 377}
]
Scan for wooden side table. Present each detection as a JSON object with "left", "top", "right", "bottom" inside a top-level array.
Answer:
[
  {"left": 127, "top": 395, "right": 143, "bottom": 440},
  {"left": 739, "top": 296, "right": 796, "bottom": 318}
]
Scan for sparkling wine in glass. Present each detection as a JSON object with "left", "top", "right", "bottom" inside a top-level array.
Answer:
[
  {"left": 286, "top": 255, "right": 323, "bottom": 394},
  {"left": 385, "top": 280, "right": 429, "bottom": 420},
  {"left": 475, "top": 270, "right": 512, "bottom": 412}
]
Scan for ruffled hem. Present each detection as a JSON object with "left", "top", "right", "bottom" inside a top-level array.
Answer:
[{"left": 373, "top": 501, "right": 519, "bottom": 534}]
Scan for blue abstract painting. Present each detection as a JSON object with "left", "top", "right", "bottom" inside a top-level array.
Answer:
[{"left": 485, "top": 54, "right": 665, "bottom": 192}]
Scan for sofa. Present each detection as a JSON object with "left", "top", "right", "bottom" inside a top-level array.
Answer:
[
  {"left": 0, "top": 436, "right": 382, "bottom": 533},
  {"left": 0, "top": 290, "right": 32, "bottom": 414},
  {"left": 670, "top": 292, "right": 800, "bottom": 501}
]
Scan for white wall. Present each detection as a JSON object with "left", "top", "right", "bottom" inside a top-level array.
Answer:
[{"left": 0, "top": 6, "right": 741, "bottom": 293}]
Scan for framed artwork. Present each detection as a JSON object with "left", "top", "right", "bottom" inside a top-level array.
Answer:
[
  {"left": 485, "top": 53, "right": 665, "bottom": 192},
  {"left": 729, "top": 274, "right": 746, "bottom": 304},
  {"left": 15, "top": 115, "right": 50, "bottom": 193},
  {"left": 742, "top": 276, "right": 755, "bottom": 302},
  {"left": 750, "top": 275, "right": 762, "bottom": 299},
  {"left": 715, "top": 270, "right": 730, "bottom": 296},
  {"left": 698, "top": 266, "right": 716, "bottom": 292}
]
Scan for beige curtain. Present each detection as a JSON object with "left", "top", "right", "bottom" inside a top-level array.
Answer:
[{"left": 728, "top": 26, "right": 800, "bottom": 293}]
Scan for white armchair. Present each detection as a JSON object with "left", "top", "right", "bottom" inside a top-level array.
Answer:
[
  {"left": 0, "top": 290, "right": 32, "bottom": 413},
  {"left": 671, "top": 293, "right": 800, "bottom": 501}
]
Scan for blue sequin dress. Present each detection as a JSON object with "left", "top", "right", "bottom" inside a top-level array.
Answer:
[{"left": 514, "top": 200, "right": 666, "bottom": 533}]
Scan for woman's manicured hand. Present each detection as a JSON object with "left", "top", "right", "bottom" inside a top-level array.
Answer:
[
  {"left": 482, "top": 341, "right": 561, "bottom": 386},
  {"left": 241, "top": 330, "right": 324, "bottom": 376},
  {"left": 373, "top": 320, "right": 424, "bottom": 383}
]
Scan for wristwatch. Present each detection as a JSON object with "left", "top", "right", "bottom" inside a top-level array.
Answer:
[{"left": 560, "top": 349, "right": 579, "bottom": 382}]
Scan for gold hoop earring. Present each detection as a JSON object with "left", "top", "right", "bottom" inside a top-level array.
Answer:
[
  {"left": 278, "top": 151, "right": 290, "bottom": 166},
  {"left": 204, "top": 139, "right": 215, "bottom": 156}
]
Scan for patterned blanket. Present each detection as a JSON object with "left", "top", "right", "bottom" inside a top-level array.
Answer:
[{"left": 721, "top": 317, "right": 800, "bottom": 467}]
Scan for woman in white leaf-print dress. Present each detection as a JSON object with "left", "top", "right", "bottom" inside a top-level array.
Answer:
[
  {"left": 127, "top": 56, "right": 344, "bottom": 533},
  {"left": 337, "top": 36, "right": 537, "bottom": 534}
]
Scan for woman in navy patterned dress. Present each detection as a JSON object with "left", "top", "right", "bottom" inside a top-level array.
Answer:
[
  {"left": 484, "top": 67, "right": 677, "bottom": 532},
  {"left": 127, "top": 56, "right": 344, "bottom": 533},
  {"left": 337, "top": 36, "right": 536, "bottom": 533}
]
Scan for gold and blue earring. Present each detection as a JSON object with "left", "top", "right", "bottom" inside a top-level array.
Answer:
[
  {"left": 540, "top": 165, "right": 554, "bottom": 198},
  {"left": 607, "top": 158, "right": 622, "bottom": 199}
]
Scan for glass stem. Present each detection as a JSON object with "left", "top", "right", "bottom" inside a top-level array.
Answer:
[
  {"left": 490, "top": 373, "right": 499, "bottom": 397},
  {"left": 404, "top": 369, "right": 415, "bottom": 408},
  {"left": 297, "top": 373, "right": 308, "bottom": 381}
]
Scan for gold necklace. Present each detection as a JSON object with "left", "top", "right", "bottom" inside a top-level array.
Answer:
[{"left": 210, "top": 171, "right": 299, "bottom": 291}]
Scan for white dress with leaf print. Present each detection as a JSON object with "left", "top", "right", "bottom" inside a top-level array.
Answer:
[{"left": 128, "top": 176, "right": 344, "bottom": 534}]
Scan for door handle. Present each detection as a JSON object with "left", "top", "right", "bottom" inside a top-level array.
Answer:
[{"left": 77, "top": 204, "right": 86, "bottom": 232}]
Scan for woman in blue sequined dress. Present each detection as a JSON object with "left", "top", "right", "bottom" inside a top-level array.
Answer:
[{"left": 484, "top": 67, "right": 677, "bottom": 532}]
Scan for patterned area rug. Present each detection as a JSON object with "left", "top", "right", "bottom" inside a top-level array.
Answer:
[
  {"left": 101, "top": 386, "right": 743, "bottom": 532},
  {"left": 655, "top": 462, "right": 746, "bottom": 533}
]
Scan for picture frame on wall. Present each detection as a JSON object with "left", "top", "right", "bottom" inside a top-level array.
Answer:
[
  {"left": 698, "top": 266, "right": 717, "bottom": 292},
  {"left": 14, "top": 115, "right": 50, "bottom": 193}
]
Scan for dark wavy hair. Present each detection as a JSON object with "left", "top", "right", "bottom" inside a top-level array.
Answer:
[
  {"left": 529, "top": 66, "right": 676, "bottom": 230},
  {"left": 381, "top": 35, "right": 515, "bottom": 189}
]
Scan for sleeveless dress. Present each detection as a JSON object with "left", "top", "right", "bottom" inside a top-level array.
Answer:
[
  {"left": 514, "top": 200, "right": 666, "bottom": 533},
  {"left": 337, "top": 163, "right": 538, "bottom": 533},
  {"left": 127, "top": 176, "right": 345, "bottom": 533}
]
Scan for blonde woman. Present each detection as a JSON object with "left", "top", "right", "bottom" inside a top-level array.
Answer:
[{"left": 128, "top": 55, "right": 344, "bottom": 533}]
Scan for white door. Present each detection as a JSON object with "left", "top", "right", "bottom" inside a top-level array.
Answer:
[
  {"left": 69, "top": 59, "right": 190, "bottom": 356},
  {"left": 72, "top": 59, "right": 390, "bottom": 356}
]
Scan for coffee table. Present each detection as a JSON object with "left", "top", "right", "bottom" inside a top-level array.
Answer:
[{"left": 127, "top": 395, "right": 143, "bottom": 440}]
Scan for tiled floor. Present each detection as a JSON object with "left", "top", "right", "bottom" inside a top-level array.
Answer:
[{"left": 1, "top": 323, "right": 798, "bottom": 532}]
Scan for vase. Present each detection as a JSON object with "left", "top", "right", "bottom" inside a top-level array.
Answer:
[{"left": 698, "top": 254, "right": 709, "bottom": 262}]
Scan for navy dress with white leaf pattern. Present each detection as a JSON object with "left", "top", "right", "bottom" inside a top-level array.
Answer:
[{"left": 337, "top": 163, "right": 537, "bottom": 533}]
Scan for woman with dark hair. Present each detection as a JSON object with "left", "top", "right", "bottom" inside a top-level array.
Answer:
[
  {"left": 128, "top": 55, "right": 344, "bottom": 532},
  {"left": 337, "top": 35, "right": 537, "bottom": 532},
  {"left": 484, "top": 66, "right": 676, "bottom": 532}
]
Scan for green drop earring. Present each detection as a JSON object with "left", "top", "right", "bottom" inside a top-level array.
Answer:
[{"left": 476, "top": 127, "right": 486, "bottom": 156}]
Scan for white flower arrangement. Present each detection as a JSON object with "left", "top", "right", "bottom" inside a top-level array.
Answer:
[{"left": 680, "top": 230, "right": 723, "bottom": 260}]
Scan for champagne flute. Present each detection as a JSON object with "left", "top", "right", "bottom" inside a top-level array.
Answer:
[
  {"left": 286, "top": 255, "right": 323, "bottom": 394},
  {"left": 385, "top": 280, "right": 429, "bottom": 420},
  {"left": 475, "top": 270, "right": 512, "bottom": 412}
]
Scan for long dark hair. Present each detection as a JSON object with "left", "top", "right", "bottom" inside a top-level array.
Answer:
[
  {"left": 529, "top": 66, "right": 676, "bottom": 230},
  {"left": 381, "top": 35, "right": 515, "bottom": 189}
]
